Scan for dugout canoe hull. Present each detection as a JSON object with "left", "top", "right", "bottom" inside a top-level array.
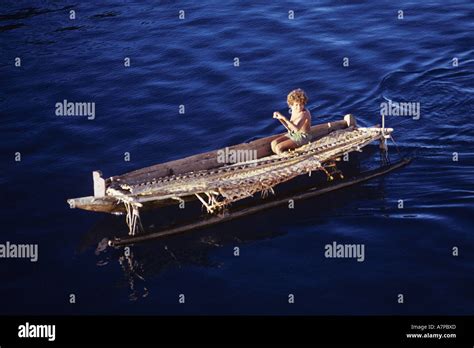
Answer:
[{"left": 68, "top": 116, "right": 355, "bottom": 214}]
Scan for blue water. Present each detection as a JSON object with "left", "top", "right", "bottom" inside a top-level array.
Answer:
[{"left": 1, "top": 1, "right": 473, "bottom": 315}]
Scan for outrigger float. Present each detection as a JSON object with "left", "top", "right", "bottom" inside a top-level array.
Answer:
[{"left": 67, "top": 114, "right": 411, "bottom": 246}]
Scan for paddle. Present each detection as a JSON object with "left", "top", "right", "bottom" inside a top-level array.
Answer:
[{"left": 273, "top": 112, "right": 291, "bottom": 132}]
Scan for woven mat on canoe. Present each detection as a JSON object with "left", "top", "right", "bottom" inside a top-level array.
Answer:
[{"left": 106, "top": 127, "right": 389, "bottom": 212}]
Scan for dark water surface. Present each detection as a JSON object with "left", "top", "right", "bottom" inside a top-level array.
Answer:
[{"left": 1, "top": 1, "right": 473, "bottom": 314}]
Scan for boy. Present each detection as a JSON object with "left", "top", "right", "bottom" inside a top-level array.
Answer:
[{"left": 271, "top": 88, "right": 312, "bottom": 154}]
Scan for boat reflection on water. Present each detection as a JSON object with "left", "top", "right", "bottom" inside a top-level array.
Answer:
[
  {"left": 118, "top": 247, "right": 149, "bottom": 301},
  {"left": 78, "top": 146, "right": 404, "bottom": 301},
  {"left": 86, "top": 214, "right": 289, "bottom": 301}
]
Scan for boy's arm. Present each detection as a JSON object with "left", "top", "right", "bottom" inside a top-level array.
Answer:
[
  {"left": 274, "top": 112, "right": 298, "bottom": 132},
  {"left": 275, "top": 112, "right": 309, "bottom": 132},
  {"left": 295, "top": 115, "right": 310, "bottom": 130},
  {"left": 287, "top": 114, "right": 310, "bottom": 132},
  {"left": 281, "top": 118, "right": 299, "bottom": 132},
  {"left": 281, "top": 117, "right": 299, "bottom": 132}
]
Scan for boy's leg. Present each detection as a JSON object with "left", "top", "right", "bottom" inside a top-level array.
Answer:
[
  {"left": 275, "top": 139, "right": 298, "bottom": 154},
  {"left": 271, "top": 135, "right": 289, "bottom": 153}
]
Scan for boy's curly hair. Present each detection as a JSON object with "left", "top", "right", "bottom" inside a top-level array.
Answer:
[{"left": 287, "top": 88, "right": 308, "bottom": 107}]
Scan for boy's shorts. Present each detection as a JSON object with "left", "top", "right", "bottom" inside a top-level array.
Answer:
[{"left": 286, "top": 130, "right": 311, "bottom": 146}]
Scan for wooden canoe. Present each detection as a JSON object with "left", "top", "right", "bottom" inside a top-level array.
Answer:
[{"left": 67, "top": 115, "right": 357, "bottom": 214}]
